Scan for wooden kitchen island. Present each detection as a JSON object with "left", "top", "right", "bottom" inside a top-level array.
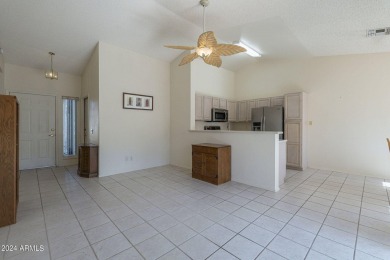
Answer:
[{"left": 192, "top": 143, "right": 231, "bottom": 185}]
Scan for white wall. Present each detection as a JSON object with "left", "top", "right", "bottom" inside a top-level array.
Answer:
[
  {"left": 4, "top": 63, "right": 82, "bottom": 166},
  {"left": 170, "top": 53, "right": 192, "bottom": 168},
  {"left": 191, "top": 59, "right": 236, "bottom": 99},
  {"left": 98, "top": 42, "right": 170, "bottom": 177},
  {"left": 81, "top": 45, "right": 99, "bottom": 145},
  {"left": 236, "top": 53, "right": 390, "bottom": 178},
  {"left": 0, "top": 53, "right": 4, "bottom": 94}
]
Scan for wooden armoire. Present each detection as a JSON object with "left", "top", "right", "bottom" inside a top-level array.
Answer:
[{"left": 0, "top": 95, "right": 19, "bottom": 227}]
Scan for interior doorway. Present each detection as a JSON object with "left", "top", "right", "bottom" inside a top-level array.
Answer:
[{"left": 12, "top": 92, "right": 56, "bottom": 170}]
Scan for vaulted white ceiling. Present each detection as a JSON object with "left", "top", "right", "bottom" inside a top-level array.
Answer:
[{"left": 0, "top": 0, "right": 389, "bottom": 75}]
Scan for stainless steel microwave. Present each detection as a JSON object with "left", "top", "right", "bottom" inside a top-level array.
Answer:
[{"left": 211, "top": 108, "right": 228, "bottom": 122}]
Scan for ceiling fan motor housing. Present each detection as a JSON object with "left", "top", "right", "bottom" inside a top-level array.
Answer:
[{"left": 200, "top": 0, "right": 209, "bottom": 7}]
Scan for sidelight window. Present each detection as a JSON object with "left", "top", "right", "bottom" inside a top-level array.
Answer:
[{"left": 63, "top": 97, "right": 78, "bottom": 156}]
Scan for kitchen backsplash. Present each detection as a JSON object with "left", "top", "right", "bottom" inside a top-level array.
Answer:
[
  {"left": 195, "top": 121, "right": 252, "bottom": 131},
  {"left": 195, "top": 121, "right": 229, "bottom": 130}
]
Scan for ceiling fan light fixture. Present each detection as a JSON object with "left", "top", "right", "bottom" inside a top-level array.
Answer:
[
  {"left": 165, "top": 0, "right": 246, "bottom": 68},
  {"left": 196, "top": 47, "right": 213, "bottom": 58},
  {"left": 45, "top": 52, "right": 58, "bottom": 80},
  {"left": 234, "top": 42, "right": 261, "bottom": 57}
]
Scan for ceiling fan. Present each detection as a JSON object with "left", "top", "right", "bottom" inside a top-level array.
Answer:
[{"left": 165, "top": 0, "right": 246, "bottom": 68}]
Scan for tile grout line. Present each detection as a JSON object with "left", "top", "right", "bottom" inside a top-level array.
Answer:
[
  {"left": 252, "top": 169, "right": 335, "bottom": 259},
  {"left": 14, "top": 166, "right": 389, "bottom": 260},
  {"left": 36, "top": 168, "right": 53, "bottom": 259},
  {"left": 62, "top": 166, "right": 148, "bottom": 260},
  {"left": 353, "top": 176, "right": 366, "bottom": 260},
  {"left": 106, "top": 169, "right": 219, "bottom": 260},
  {"left": 213, "top": 169, "right": 323, "bottom": 259},
  {"left": 103, "top": 168, "right": 386, "bottom": 258},
  {"left": 56, "top": 166, "right": 102, "bottom": 260},
  {"left": 302, "top": 173, "right": 357, "bottom": 259},
  {"left": 107, "top": 168, "right": 267, "bottom": 259}
]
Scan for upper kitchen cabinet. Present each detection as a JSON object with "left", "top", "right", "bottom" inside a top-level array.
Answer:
[
  {"left": 238, "top": 101, "right": 247, "bottom": 122},
  {"left": 227, "top": 101, "right": 237, "bottom": 122},
  {"left": 195, "top": 94, "right": 203, "bottom": 121},
  {"left": 270, "top": 96, "right": 284, "bottom": 107},
  {"left": 219, "top": 98, "right": 227, "bottom": 109},
  {"left": 256, "top": 98, "right": 270, "bottom": 108},
  {"left": 203, "top": 96, "right": 212, "bottom": 121},
  {"left": 212, "top": 97, "right": 220, "bottom": 108},
  {"left": 285, "top": 93, "right": 304, "bottom": 119},
  {"left": 246, "top": 100, "right": 257, "bottom": 121}
]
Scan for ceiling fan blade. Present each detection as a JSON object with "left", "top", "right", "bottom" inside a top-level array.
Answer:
[
  {"left": 198, "top": 31, "right": 217, "bottom": 48},
  {"left": 165, "top": 45, "right": 196, "bottom": 50},
  {"left": 203, "top": 53, "right": 222, "bottom": 68},
  {"left": 213, "top": 44, "right": 246, "bottom": 56},
  {"left": 179, "top": 52, "right": 199, "bottom": 66}
]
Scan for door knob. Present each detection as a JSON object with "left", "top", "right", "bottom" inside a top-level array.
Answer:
[{"left": 49, "top": 134, "right": 54, "bottom": 137}]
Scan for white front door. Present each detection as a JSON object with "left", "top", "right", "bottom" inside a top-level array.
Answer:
[{"left": 12, "top": 93, "right": 56, "bottom": 169}]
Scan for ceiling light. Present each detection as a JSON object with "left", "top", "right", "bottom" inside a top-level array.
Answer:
[
  {"left": 234, "top": 42, "right": 261, "bottom": 57},
  {"left": 45, "top": 52, "right": 58, "bottom": 80}
]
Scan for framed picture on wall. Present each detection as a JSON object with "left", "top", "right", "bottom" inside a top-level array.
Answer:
[{"left": 123, "top": 92, "right": 153, "bottom": 111}]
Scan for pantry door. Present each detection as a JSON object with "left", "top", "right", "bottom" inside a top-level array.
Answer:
[{"left": 12, "top": 93, "right": 56, "bottom": 169}]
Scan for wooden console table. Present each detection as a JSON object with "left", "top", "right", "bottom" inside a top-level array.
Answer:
[{"left": 78, "top": 144, "right": 98, "bottom": 178}]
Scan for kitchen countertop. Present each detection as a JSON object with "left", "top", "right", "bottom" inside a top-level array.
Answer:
[{"left": 189, "top": 130, "right": 283, "bottom": 134}]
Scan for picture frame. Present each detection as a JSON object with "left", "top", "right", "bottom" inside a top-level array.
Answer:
[{"left": 123, "top": 92, "right": 153, "bottom": 111}]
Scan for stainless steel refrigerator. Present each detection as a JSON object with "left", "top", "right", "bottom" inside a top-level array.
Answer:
[{"left": 251, "top": 106, "right": 284, "bottom": 139}]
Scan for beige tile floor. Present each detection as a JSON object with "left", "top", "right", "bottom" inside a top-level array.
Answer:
[{"left": 0, "top": 165, "right": 389, "bottom": 260}]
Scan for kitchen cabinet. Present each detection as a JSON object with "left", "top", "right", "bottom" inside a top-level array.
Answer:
[
  {"left": 192, "top": 143, "right": 231, "bottom": 185},
  {"left": 285, "top": 93, "right": 302, "bottom": 119},
  {"left": 256, "top": 98, "right": 270, "bottom": 108},
  {"left": 0, "top": 95, "right": 19, "bottom": 227},
  {"left": 203, "top": 96, "right": 212, "bottom": 121},
  {"left": 246, "top": 100, "right": 257, "bottom": 121},
  {"left": 219, "top": 98, "right": 227, "bottom": 109},
  {"left": 227, "top": 100, "right": 237, "bottom": 121},
  {"left": 270, "top": 96, "right": 284, "bottom": 107},
  {"left": 212, "top": 97, "right": 220, "bottom": 108},
  {"left": 285, "top": 121, "right": 301, "bottom": 167},
  {"left": 238, "top": 101, "right": 247, "bottom": 122},
  {"left": 195, "top": 94, "right": 203, "bottom": 121},
  {"left": 78, "top": 145, "right": 99, "bottom": 178},
  {"left": 284, "top": 92, "right": 307, "bottom": 170}
]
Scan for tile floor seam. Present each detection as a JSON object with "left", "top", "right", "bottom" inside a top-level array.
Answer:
[
  {"left": 159, "top": 246, "right": 192, "bottom": 260},
  {"left": 352, "top": 176, "right": 366, "bottom": 260},
  {"left": 36, "top": 169, "right": 54, "bottom": 260},
  {"left": 55, "top": 166, "right": 105, "bottom": 260},
  {"left": 10, "top": 166, "right": 390, "bottom": 260},
  {"left": 64, "top": 167, "right": 150, "bottom": 260},
  {"left": 205, "top": 248, "right": 239, "bottom": 260},
  {"left": 71, "top": 167, "right": 208, "bottom": 260},
  {"left": 259, "top": 169, "right": 338, "bottom": 259},
  {"left": 302, "top": 172, "right": 352, "bottom": 259}
]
